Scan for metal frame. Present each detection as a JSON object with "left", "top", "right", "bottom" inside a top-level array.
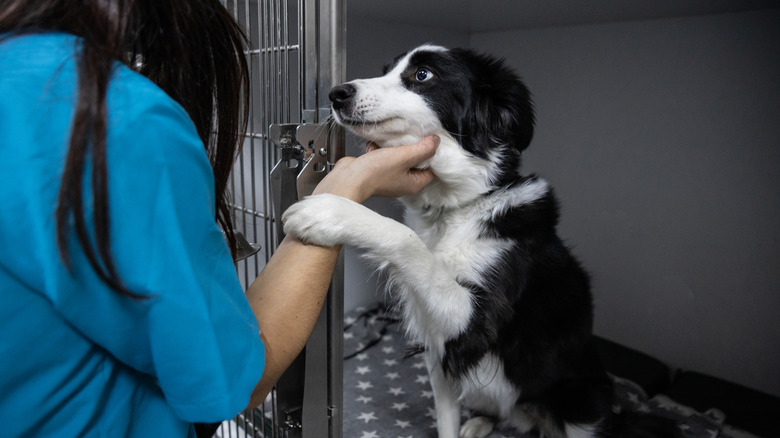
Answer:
[{"left": 220, "top": 0, "right": 345, "bottom": 437}]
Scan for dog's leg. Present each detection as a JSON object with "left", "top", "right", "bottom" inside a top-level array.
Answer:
[
  {"left": 283, "top": 194, "right": 474, "bottom": 342},
  {"left": 425, "top": 353, "right": 462, "bottom": 438},
  {"left": 285, "top": 194, "right": 478, "bottom": 436}
]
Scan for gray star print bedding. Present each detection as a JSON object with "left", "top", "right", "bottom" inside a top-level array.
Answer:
[{"left": 342, "top": 307, "right": 762, "bottom": 438}]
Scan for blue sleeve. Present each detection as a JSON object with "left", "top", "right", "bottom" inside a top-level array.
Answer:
[{"left": 44, "top": 72, "right": 265, "bottom": 422}]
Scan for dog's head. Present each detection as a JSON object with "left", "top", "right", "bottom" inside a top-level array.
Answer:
[{"left": 329, "top": 44, "right": 535, "bottom": 208}]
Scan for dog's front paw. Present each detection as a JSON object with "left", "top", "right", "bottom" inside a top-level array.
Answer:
[
  {"left": 282, "top": 194, "right": 350, "bottom": 247},
  {"left": 459, "top": 416, "right": 495, "bottom": 438},
  {"left": 282, "top": 193, "right": 377, "bottom": 247}
]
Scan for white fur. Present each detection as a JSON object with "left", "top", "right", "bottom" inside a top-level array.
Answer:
[
  {"left": 460, "top": 416, "right": 494, "bottom": 438},
  {"left": 425, "top": 353, "right": 463, "bottom": 438},
  {"left": 564, "top": 423, "right": 600, "bottom": 438},
  {"left": 533, "top": 418, "right": 599, "bottom": 438},
  {"left": 282, "top": 194, "right": 474, "bottom": 347},
  {"left": 459, "top": 354, "right": 521, "bottom": 419}
]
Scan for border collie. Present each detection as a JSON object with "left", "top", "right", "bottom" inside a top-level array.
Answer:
[{"left": 282, "top": 44, "right": 679, "bottom": 438}]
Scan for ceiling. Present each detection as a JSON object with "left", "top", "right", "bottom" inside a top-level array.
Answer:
[{"left": 348, "top": 0, "right": 780, "bottom": 33}]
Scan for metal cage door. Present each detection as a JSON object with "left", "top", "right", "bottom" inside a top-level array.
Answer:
[{"left": 221, "top": 1, "right": 345, "bottom": 437}]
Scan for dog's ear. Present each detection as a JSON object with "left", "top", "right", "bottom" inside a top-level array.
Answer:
[{"left": 455, "top": 49, "right": 535, "bottom": 154}]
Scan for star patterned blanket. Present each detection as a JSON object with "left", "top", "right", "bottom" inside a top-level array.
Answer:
[{"left": 341, "top": 306, "right": 762, "bottom": 438}]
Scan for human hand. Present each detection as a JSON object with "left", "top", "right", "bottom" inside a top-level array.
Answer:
[{"left": 312, "top": 135, "right": 439, "bottom": 203}]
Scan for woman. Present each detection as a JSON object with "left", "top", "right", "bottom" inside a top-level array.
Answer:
[{"left": 0, "top": 1, "right": 438, "bottom": 436}]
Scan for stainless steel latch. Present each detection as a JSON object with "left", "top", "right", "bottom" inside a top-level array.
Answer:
[{"left": 269, "top": 123, "right": 331, "bottom": 243}]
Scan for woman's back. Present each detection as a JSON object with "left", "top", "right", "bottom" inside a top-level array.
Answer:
[{"left": 0, "top": 32, "right": 265, "bottom": 437}]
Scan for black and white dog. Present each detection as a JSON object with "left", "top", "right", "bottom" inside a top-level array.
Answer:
[{"left": 283, "top": 45, "right": 678, "bottom": 438}]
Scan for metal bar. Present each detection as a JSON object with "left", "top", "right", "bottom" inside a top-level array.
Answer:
[
  {"left": 245, "top": 0, "right": 261, "bottom": 292},
  {"left": 261, "top": 0, "right": 274, "bottom": 259},
  {"left": 327, "top": 251, "right": 344, "bottom": 438},
  {"left": 322, "top": 2, "right": 346, "bottom": 436},
  {"left": 300, "top": 1, "right": 346, "bottom": 437},
  {"left": 237, "top": 0, "right": 249, "bottom": 289},
  {"left": 231, "top": 204, "right": 268, "bottom": 221},
  {"left": 324, "top": 6, "right": 346, "bottom": 436},
  {"left": 298, "top": 0, "right": 305, "bottom": 123},
  {"left": 283, "top": 0, "right": 291, "bottom": 124},
  {"left": 245, "top": 44, "right": 300, "bottom": 55},
  {"left": 302, "top": 0, "right": 317, "bottom": 121}
]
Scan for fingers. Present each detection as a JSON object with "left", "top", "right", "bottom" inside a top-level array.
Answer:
[
  {"left": 418, "top": 135, "right": 441, "bottom": 154},
  {"left": 366, "top": 142, "right": 379, "bottom": 153},
  {"left": 400, "top": 135, "right": 439, "bottom": 167},
  {"left": 406, "top": 168, "right": 437, "bottom": 192},
  {"left": 364, "top": 135, "right": 439, "bottom": 165},
  {"left": 313, "top": 135, "right": 440, "bottom": 202}
]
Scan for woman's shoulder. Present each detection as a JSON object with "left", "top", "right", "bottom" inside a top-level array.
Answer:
[
  {"left": 0, "top": 31, "right": 206, "bottom": 178},
  {"left": 0, "top": 31, "right": 77, "bottom": 62},
  {"left": 106, "top": 66, "right": 206, "bottom": 165},
  {"left": 109, "top": 62, "right": 190, "bottom": 124},
  {"left": 0, "top": 32, "right": 190, "bottom": 125},
  {"left": 0, "top": 32, "right": 193, "bottom": 126},
  {"left": 0, "top": 32, "right": 79, "bottom": 96}
]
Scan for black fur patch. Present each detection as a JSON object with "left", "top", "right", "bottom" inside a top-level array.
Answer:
[{"left": 389, "top": 48, "right": 535, "bottom": 186}]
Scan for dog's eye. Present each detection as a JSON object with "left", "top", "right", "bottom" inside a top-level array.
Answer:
[{"left": 415, "top": 68, "right": 434, "bottom": 82}]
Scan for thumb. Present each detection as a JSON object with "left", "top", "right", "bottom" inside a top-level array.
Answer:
[{"left": 399, "top": 135, "right": 440, "bottom": 167}]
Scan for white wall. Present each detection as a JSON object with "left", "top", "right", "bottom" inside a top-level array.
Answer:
[
  {"left": 470, "top": 10, "right": 780, "bottom": 397},
  {"left": 343, "top": 9, "right": 780, "bottom": 397}
]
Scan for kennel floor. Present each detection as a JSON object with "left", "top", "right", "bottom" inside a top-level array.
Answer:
[{"left": 341, "top": 306, "right": 760, "bottom": 438}]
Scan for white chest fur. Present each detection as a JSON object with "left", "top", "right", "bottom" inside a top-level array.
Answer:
[
  {"left": 405, "top": 202, "right": 511, "bottom": 287},
  {"left": 458, "top": 354, "right": 522, "bottom": 418}
]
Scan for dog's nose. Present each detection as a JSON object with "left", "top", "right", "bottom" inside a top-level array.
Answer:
[{"left": 329, "top": 83, "right": 356, "bottom": 110}]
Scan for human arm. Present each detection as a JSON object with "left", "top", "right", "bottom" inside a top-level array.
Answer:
[{"left": 244, "top": 135, "right": 439, "bottom": 406}]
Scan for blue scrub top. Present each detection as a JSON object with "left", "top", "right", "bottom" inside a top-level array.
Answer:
[{"left": 0, "top": 33, "right": 265, "bottom": 437}]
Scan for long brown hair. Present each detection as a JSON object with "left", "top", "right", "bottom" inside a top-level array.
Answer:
[{"left": 0, "top": 0, "right": 249, "bottom": 297}]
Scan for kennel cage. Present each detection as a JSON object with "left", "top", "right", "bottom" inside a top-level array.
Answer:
[{"left": 218, "top": 0, "right": 346, "bottom": 437}]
